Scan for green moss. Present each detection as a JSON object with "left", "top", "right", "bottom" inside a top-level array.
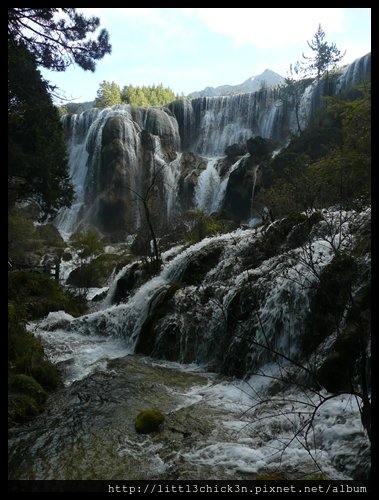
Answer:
[
  {"left": 9, "top": 374, "right": 47, "bottom": 404},
  {"left": 305, "top": 474, "right": 330, "bottom": 480},
  {"left": 8, "top": 394, "right": 40, "bottom": 425},
  {"left": 8, "top": 304, "right": 62, "bottom": 398},
  {"left": 8, "top": 374, "right": 49, "bottom": 426},
  {"left": 135, "top": 409, "right": 165, "bottom": 434},
  {"left": 30, "top": 359, "right": 62, "bottom": 390}
]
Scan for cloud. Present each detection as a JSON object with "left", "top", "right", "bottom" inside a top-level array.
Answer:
[{"left": 190, "top": 8, "right": 344, "bottom": 49}]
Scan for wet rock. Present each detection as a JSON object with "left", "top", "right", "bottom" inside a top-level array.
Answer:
[{"left": 225, "top": 143, "right": 247, "bottom": 158}]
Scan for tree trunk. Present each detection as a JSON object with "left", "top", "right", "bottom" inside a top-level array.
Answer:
[{"left": 142, "top": 200, "right": 160, "bottom": 271}]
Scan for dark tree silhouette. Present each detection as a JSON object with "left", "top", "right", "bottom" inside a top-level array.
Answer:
[{"left": 8, "top": 8, "right": 111, "bottom": 72}]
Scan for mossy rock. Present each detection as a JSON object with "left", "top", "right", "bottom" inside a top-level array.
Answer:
[
  {"left": 257, "top": 212, "right": 308, "bottom": 259},
  {"left": 305, "top": 473, "right": 330, "bottom": 480},
  {"left": 8, "top": 394, "right": 40, "bottom": 426},
  {"left": 9, "top": 374, "right": 47, "bottom": 404},
  {"left": 135, "top": 409, "right": 165, "bottom": 434},
  {"left": 67, "top": 254, "right": 119, "bottom": 288},
  {"left": 8, "top": 311, "right": 62, "bottom": 393}
]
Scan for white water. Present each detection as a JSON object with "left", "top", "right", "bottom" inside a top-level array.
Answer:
[
  {"left": 181, "top": 376, "right": 367, "bottom": 479},
  {"left": 194, "top": 155, "right": 247, "bottom": 213},
  {"left": 20, "top": 207, "right": 370, "bottom": 479},
  {"left": 194, "top": 158, "right": 223, "bottom": 212},
  {"left": 54, "top": 126, "right": 89, "bottom": 240},
  {"left": 28, "top": 311, "right": 131, "bottom": 385}
]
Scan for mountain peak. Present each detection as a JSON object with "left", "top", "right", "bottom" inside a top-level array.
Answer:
[{"left": 189, "top": 69, "right": 284, "bottom": 98}]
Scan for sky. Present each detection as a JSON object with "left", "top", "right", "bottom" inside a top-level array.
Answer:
[{"left": 41, "top": 8, "right": 371, "bottom": 104}]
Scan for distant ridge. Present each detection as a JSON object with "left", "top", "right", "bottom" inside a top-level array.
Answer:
[{"left": 188, "top": 69, "right": 285, "bottom": 98}]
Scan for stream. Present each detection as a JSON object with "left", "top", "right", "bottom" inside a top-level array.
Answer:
[{"left": 8, "top": 320, "right": 369, "bottom": 481}]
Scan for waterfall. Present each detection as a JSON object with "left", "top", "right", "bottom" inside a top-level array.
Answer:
[
  {"left": 55, "top": 105, "right": 181, "bottom": 238},
  {"left": 55, "top": 110, "right": 101, "bottom": 239},
  {"left": 43, "top": 206, "right": 372, "bottom": 379},
  {"left": 56, "top": 54, "right": 370, "bottom": 238},
  {"left": 336, "top": 52, "right": 371, "bottom": 92},
  {"left": 250, "top": 164, "right": 259, "bottom": 217},
  {"left": 169, "top": 91, "right": 288, "bottom": 156},
  {"left": 194, "top": 158, "right": 223, "bottom": 212}
]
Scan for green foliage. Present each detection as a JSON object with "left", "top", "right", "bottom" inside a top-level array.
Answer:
[
  {"left": 184, "top": 210, "right": 228, "bottom": 244},
  {"left": 277, "top": 62, "right": 312, "bottom": 133},
  {"left": 123, "top": 83, "right": 177, "bottom": 107},
  {"left": 134, "top": 409, "right": 165, "bottom": 434},
  {"left": 8, "top": 303, "right": 62, "bottom": 425},
  {"left": 8, "top": 41, "right": 74, "bottom": 219},
  {"left": 8, "top": 270, "right": 87, "bottom": 320},
  {"left": 8, "top": 207, "right": 41, "bottom": 262},
  {"left": 36, "top": 224, "right": 65, "bottom": 249},
  {"left": 302, "top": 23, "right": 346, "bottom": 79},
  {"left": 246, "top": 136, "right": 275, "bottom": 161},
  {"left": 93, "top": 81, "right": 177, "bottom": 109},
  {"left": 70, "top": 228, "right": 105, "bottom": 259},
  {"left": 94, "top": 80, "right": 122, "bottom": 108},
  {"left": 8, "top": 8, "right": 111, "bottom": 72},
  {"left": 259, "top": 84, "right": 370, "bottom": 217}
]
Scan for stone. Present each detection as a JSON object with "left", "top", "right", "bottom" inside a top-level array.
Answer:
[{"left": 134, "top": 409, "right": 165, "bottom": 434}]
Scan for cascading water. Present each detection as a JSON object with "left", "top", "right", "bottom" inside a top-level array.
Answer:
[
  {"left": 55, "top": 110, "right": 101, "bottom": 239},
  {"left": 194, "top": 158, "right": 222, "bottom": 212},
  {"left": 55, "top": 105, "right": 181, "bottom": 238},
  {"left": 194, "top": 156, "right": 248, "bottom": 214},
  {"left": 169, "top": 92, "right": 286, "bottom": 156},
  {"left": 55, "top": 54, "right": 370, "bottom": 239},
  {"left": 9, "top": 207, "right": 370, "bottom": 480},
  {"left": 9, "top": 54, "right": 371, "bottom": 483}
]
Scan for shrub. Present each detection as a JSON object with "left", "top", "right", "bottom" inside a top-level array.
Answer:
[
  {"left": 184, "top": 210, "right": 227, "bottom": 244},
  {"left": 8, "top": 270, "right": 87, "bottom": 319}
]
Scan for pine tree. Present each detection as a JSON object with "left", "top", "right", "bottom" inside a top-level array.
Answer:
[
  {"left": 302, "top": 23, "right": 346, "bottom": 79},
  {"left": 8, "top": 8, "right": 111, "bottom": 72},
  {"left": 94, "top": 81, "right": 122, "bottom": 108}
]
